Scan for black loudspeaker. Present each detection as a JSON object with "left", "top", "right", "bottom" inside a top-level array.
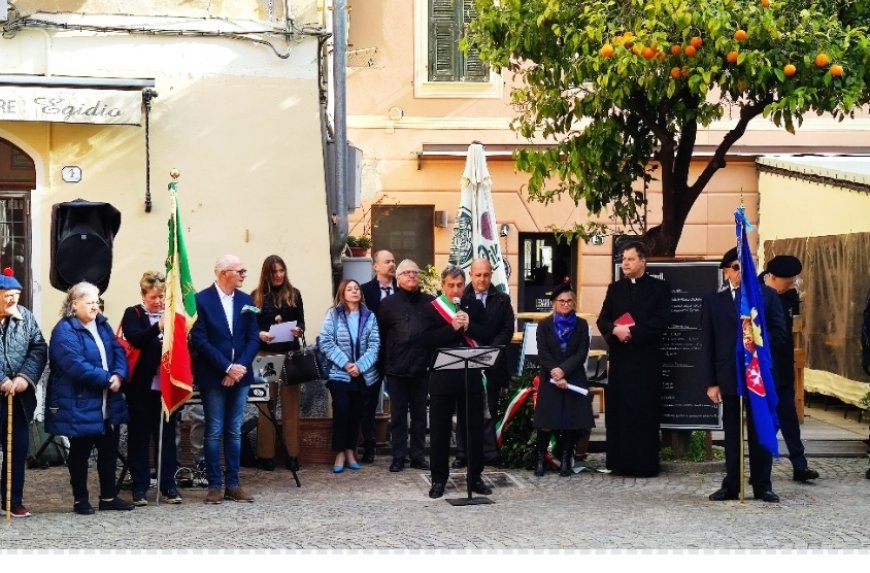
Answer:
[{"left": 50, "top": 199, "right": 122, "bottom": 294}]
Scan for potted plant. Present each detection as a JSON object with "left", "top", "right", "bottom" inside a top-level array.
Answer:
[{"left": 346, "top": 235, "right": 372, "bottom": 257}]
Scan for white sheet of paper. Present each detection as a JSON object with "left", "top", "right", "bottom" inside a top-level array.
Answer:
[
  {"left": 549, "top": 378, "right": 589, "bottom": 396},
  {"left": 268, "top": 320, "right": 297, "bottom": 343}
]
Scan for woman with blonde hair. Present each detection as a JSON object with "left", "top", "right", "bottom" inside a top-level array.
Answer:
[
  {"left": 252, "top": 254, "right": 305, "bottom": 471},
  {"left": 318, "top": 279, "right": 380, "bottom": 473},
  {"left": 121, "top": 271, "right": 183, "bottom": 505},
  {"left": 45, "top": 282, "right": 133, "bottom": 514}
]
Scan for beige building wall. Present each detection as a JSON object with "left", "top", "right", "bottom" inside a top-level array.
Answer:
[{"left": 0, "top": 4, "right": 332, "bottom": 333}]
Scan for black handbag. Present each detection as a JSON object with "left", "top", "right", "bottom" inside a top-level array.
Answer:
[{"left": 283, "top": 334, "right": 322, "bottom": 385}]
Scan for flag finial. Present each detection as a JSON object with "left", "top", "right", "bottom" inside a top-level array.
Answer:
[{"left": 170, "top": 168, "right": 180, "bottom": 181}]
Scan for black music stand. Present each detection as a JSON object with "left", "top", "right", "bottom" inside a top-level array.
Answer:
[{"left": 431, "top": 346, "right": 501, "bottom": 506}]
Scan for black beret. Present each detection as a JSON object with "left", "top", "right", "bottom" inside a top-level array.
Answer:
[
  {"left": 550, "top": 282, "right": 574, "bottom": 301},
  {"left": 719, "top": 247, "right": 738, "bottom": 269},
  {"left": 766, "top": 255, "right": 802, "bottom": 278}
]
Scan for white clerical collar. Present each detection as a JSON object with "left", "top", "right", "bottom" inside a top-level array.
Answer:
[{"left": 629, "top": 278, "right": 636, "bottom": 284}]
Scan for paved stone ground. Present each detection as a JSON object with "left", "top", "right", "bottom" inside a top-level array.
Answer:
[{"left": 2, "top": 453, "right": 869, "bottom": 551}]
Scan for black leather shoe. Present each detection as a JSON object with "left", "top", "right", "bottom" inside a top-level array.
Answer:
[
  {"left": 389, "top": 458, "right": 404, "bottom": 473},
  {"left": 708, "top": 488, "right": 739, "bottom": 501},
  {"left": 285, "top": 457, "right": 300, "bottom": 472},
  {"left": 361, "top": 450, "right": 375, "bottom": 464},
  {"left": 470, "top": 479, "right": 492, "bottom": 495},
  {"left": 428, "top": 481, "right": 446, "bottom": 499},
  {"left": 73, "top": 500, "right": 95, "bottom": 515},
  {"left": 534, "top": 452, "right": 546, "bottom": 477},
  {"left": 257, "top": 458, "right": 275, "bottom": 472},
  {"left": 451, "top": 458, "right": 467, "bottom": 469},
  {"left": 754, "top": 490, "right": 780, "bottom": 503},
  {"left": 793, "top": 467, "right": 819, "bottom": 482},
  {"left": 410, "top": 458, "right": 430, "bottom": 470}
]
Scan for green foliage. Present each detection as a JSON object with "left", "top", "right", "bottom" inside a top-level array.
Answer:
[
  {"left": 418, "top": 264, "right": 442, "bottom": 296},
  {"left": 660, "top": 430, "right": 724, "bottom": 462},
  {"left": 860, "top": 390, "right": 870, "bottom": 411},
  {"left": 346, "top": 235, "right": 371, "bottom": 249},
  {"left": 466, "top": 0, "right": 870, "bottom": 255},
  {"left": 497, "top": 371, "right": 539, "bottom": 469}
]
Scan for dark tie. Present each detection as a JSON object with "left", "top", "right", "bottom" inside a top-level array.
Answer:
[{"left": 381, "top": 286, "right": 392, "bottom": 299}]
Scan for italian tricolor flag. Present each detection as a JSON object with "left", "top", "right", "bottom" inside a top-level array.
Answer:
[{"left": 160, "top": 182, "right": 197, "bottom": 419}]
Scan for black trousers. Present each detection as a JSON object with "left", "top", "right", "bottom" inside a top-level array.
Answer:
[
  {"left": 328, "top": 379, "right": 365, "bottom": 452},
  {"left": 430, "top": 388, "right": 484, "bottom": 484},
  {"left": 126, "top": 389, "right": 179, "bottom": 496},
  {"left": 359, "top": 378, "right": 382, "bottom": 452},
  {"left": 721, "top": 395, "right": 772, "bottom": 494},
  {"left": 455, "top": 382, "right": 502, "bottom": 462},
  {"left": 776, "top": 382, "right": 808, "bottom": 471},
  {"left": 387, "top": 375, "right": 428, "bottom": 463},
  {"left": 0, "top": 398, "right": 29, "bottom": 506},
  {"left": 67, "top": 423, "right": 121, "bottom": 502}
]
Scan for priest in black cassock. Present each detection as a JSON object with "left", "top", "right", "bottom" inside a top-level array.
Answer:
[{"left": 597, "top": 241, "right": 672, "bottom": 477}]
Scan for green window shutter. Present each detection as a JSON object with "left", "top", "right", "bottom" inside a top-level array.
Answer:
[
  {"left": 429, "top": 0, "right": 459, "bottom": 81},
  {"left": 461, "top": 0, "right": 488, "bottom": 82}
]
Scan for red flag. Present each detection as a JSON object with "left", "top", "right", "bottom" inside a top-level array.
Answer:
[{"left": 160, "top": 183, "right": 197, "bottom": 418}]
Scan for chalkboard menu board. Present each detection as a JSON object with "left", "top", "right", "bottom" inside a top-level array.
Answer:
[{"left": 614, "top": 260, "right": 724, "bottom": 429}]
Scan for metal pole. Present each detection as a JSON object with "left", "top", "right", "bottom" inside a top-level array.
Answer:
[
  {"left": 331, "top": 0, "right": 349, "bottom": 286},
  {"left": 5, "top": 393, "right": 12, "bottom": 523},
  {"left": 739, "top": 395, "right": 745, "bottom": 504},
  {"left": 155, "top": 408, "right": 164, "bottom": 506}
]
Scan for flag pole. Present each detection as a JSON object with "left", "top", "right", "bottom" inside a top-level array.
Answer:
[
  {"left": 155, "top": 408, "right": 164, "bottom": 506},
  {"left": 739, "top": 395, "right": 745, "bottom": 504},
  {"left": 5, "top": 393, "right": 12, "bottom": 523}
]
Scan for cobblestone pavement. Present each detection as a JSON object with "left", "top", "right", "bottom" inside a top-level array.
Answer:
[{"left": 1, "top": 454, "right": 869, "bottom": 551}]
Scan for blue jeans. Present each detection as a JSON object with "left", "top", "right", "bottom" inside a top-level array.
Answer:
[{"left": 201, "top": 384, "right": 247, "bottom": 489}]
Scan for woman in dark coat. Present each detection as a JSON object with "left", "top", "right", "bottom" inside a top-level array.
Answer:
[
  {"left": 45, "top": 281, "right": 133, "bottom": 515},
  {"left": 534, "top": 283, "right": 593, "bottom": 477},
  {"left": 121, "top": 271, "right": 182, "bottom": 506},
  {"left": 252, "top": 254, "right": 305, "bottom": 471}
]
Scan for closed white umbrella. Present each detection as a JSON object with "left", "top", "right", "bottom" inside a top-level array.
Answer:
[{"left": 448, "top": 143, "right": 510, "bottom": 294}]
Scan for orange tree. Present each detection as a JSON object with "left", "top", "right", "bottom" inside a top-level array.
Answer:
[{"left": 466, "top": 0, "right": 870, "bottom": 255}]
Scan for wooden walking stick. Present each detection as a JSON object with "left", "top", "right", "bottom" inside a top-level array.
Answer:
[{"left": 5, "top": 392, "right": 12, "bottom": 523}]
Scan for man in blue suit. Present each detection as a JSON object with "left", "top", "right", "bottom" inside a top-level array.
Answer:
[{"left": 191, "top": 254, "right": 261, "bottom": 505}]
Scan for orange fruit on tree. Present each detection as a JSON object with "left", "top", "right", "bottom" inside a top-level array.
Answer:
[
  {"left": 830, "top": 64, "right": 844, "bottom": 77},
  {"left": 670, "top": 44, "right": 682, "bottom": 56},
  {"left": 684, "top": 44, "right": 697, "bottom": 57},
  {"left": 734, "top": 29, "right": 748, "bottom": 42},
  {"left": 681, "top": 66, "right": 690, "bottom": 78},
  {"left": 783, "top": 63, "right": 796, "bottom": 77},
  {"left": 670, "top": 66, "right": 682, "bottom": 80},
  {"left": 815, "top": 53, "right": 830, "bottom": 68},
  {"left": 632, "top": 45, "right": 641, "bottom": 55},
  {"left": 690, "top": 36, "right": 703, "bottom": 49},
  {"left": 726, "top": 51, "right": 739, "bottom": 64},
  {"left": 642, "top": 46, "right": 655, "bottom": 60},
  {"left": 761, "top": 0, "right": 770, "bottom": 7},
  {"left": 623, "top": 31, "right": 634, "bottom": 49},
  {"left": 600, "top": 44, "right": 615, "bottom": 58}
]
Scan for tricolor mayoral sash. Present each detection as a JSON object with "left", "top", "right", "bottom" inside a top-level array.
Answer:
[{"left": 431, "top": 295, "right": 478, "bottom": 348}]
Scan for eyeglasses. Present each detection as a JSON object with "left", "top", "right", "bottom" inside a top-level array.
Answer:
[
  {"left": 554, "top": 298, "right": 574, "bottom": 305},
  {"left": 229, "top": 269, "right": 247, "bottom": 275},
  {"left": 143, "top": 276, "right": 166, "bottom": 284},
  {"left": 729, "top": 263, "right": 740, "bottom": 271},
  {"left": 399, "top": 270, "right": 420, "bottom": 277}
]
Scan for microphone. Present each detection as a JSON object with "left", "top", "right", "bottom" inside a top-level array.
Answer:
[{"left": 452, "top": 297, "right": 461, "bottom": 306}]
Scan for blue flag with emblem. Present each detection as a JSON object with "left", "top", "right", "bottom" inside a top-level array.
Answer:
[{"left": 735, "top": 206, "right": 780, "bottom": 457}]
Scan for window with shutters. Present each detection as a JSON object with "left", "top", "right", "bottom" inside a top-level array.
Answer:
[{"left": 414, "top": 0, "right": 502, "bottom": 98}]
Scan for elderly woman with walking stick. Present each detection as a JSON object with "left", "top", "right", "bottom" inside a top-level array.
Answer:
[{"left": 0, "top": 268, "right": 48, "bottom": 519}]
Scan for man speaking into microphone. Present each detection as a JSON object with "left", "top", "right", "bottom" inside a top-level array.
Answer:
[{"left": 424, "top": 265, "right": 492, "bottom": 499}]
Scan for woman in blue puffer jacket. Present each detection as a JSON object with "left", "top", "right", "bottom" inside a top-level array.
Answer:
[
  {"left": 318, "top": 279, "right": 380, "bottom": 474},
  {"left": 45, "top": 281, "right": 133, "bottom": 515}
]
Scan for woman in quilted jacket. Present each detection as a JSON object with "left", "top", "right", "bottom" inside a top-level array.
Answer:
[
  {"left": 318, "top": 279, "right": 380, "bottom": 473},
  {"left": 45, "top": 281, "right": 133, "bottom": 515}
]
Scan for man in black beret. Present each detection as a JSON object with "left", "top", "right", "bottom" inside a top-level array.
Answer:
[
  {"left": 702, "top": 247, "right": 789, "bottom": 502},
  {"left": 760, "top": 255, "right": 819, "bottom": 482},
  {"left": 597, "top": 241, "right": 672, "bottom": 477}
]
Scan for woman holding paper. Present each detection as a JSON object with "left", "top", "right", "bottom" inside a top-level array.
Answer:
[
  {"left": 252, "top": 255, "right": 305, "bottom": 472},
  {"left": 533, "top": 283, "right": 593, "bottom": 477}
]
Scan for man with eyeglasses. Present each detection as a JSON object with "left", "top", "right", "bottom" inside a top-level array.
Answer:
[
  {"left": 597, "top": 240, "right": 672, "bottom": 478},
  {"left": 703, "top": 247, "right": 788, "bottom": 502},
  {"left": 377, "top": 259, "right": 434, "bottom": 472},
  {"left": 190, "top": 254, "right": 261, "bottom": 504},
  {"left": 759, "top": 255, "right": 819, "bottom": 483}
]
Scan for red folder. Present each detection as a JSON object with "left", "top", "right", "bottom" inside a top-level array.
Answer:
[{"left": 614, "top": 312, "right": 635, "bottom": 327}]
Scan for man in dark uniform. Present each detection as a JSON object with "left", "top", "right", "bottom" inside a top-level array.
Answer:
[
  {"left": 760, "top": 255, "right": 819, "bottom": 482},
  {"left": 378, "top": 259, "right": 433, "bottom": 473},
  {"left": 597, "top": 240, "right": 672, "bottom": 477},
  {"left": 453, "top": 258, "right": 515, "bottom": 469},
  {"left": 425, "top": 265, "right": 492, "bottom": 499},
  {"left": 359, "top": 250, "right": 397, "bottom": 463},
  {"left": 703, "top": 247, "right": 789, "bottom": 503}
]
